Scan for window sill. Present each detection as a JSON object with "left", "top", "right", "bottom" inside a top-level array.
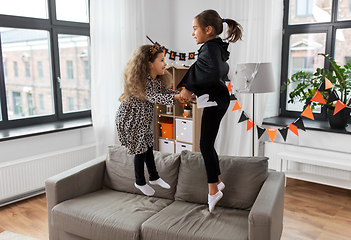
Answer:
[
  {"left": 262, "top": 116, "right": 351, "bottom": 135},
  {"left": 0, "top": 118, "right": 93, "bottom": 142}
]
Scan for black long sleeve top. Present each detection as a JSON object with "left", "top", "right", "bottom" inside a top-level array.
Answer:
[{"left": 177, "top": 38, "right": 230, "bottom": 102}]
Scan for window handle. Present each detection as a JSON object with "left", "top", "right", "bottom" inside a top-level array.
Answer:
[{"left": 57, "top": 77, "right": 61, "bottom": 88}]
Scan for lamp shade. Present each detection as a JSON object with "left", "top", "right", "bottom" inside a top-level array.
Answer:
[{"left": 233, "top": 62, "right": 275, "bottom": 93}]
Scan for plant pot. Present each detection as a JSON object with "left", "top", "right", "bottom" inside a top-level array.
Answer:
[
  {"left": 327, "top": 107, "right": 350, "bottom": 129},
  {"left": 183, "top": 109, "right": 192, "bottom": 118}
]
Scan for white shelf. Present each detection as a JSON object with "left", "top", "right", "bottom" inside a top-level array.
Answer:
[{"left": 285, "top": 170, "right": 351, "bottom": 190}]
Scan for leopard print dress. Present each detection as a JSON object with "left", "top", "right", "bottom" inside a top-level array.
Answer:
[{"left": 116, "top": 75, "right": 177, "bottom": 155}]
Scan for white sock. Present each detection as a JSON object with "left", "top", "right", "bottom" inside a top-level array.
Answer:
[
  {"left": 134, "top": 183, "right": 155, "bottom": 196},
  {"left": 149, "top": 178, "right": 171, "bottom": 189},
  {"left": 217, "top": 182, "right": 225, "bottom": 191},
  {"left": 208, "top": 190, "right": 223, "bottom": 212}
]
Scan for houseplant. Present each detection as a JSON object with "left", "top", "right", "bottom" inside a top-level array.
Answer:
[
  {"left": 183, "top": 102, "right": 192, "bottom": 118},
  {"left": 281, "top": 53, "right": 351, "bottom": 129}
]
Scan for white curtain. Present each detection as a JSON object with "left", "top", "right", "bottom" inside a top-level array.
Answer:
[
  {"left": 215, "top": 0, "right": 284, "bottom": 156},
  {"left": 91, "top": 0, "right": 146, "bottom": 156}
]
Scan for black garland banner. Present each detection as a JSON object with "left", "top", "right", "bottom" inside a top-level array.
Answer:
[{"left": 147, "top": 35, "right": 198, "bottom": 61}]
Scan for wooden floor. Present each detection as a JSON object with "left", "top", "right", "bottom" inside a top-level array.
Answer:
[{"left": 0, "top": 178, "right": 350, "bottom": 240}]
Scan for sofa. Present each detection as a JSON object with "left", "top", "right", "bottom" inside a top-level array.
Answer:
[{"left": 45, "top": 145, "right": 285, "bottom": 240}]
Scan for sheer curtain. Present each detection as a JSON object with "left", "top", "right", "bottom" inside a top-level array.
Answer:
[
  {"left": 90, "top": 0, "right": 146, "bottom": 156},
  {"left": 215, "top": 0, "right": 283, "bottom": 156}
]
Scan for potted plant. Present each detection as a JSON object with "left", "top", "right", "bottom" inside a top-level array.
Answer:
[
  {"left": 281, "top": 53, "right": 351, "bottom": 129},
  {"left": 183, "top": 102, "right": 192, "bottom": 118}
]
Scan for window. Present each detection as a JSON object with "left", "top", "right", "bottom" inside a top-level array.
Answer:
[
  {"left": 25, "top": 61, "right": 30, "bottom": 78},
  {"left": 27, "top": 93, "right": 33, "bottom": 116},
  {"left": 13, "top": 61, "right": 18, "bottom": 77},
  {"left": 37, "top": 61, "right": 43, "bottom": 79},
  {"left": 66, "top": 60, "right": 73, "bottom": 80},
  {"left": 0, "top": 0, "right": 90, "bottom": 130},
  {"left": 296, "top": 0, "right": 314, "bottom": 17},
  {"left": 280, "top": 0, "right": 351, "bottom": 120}
]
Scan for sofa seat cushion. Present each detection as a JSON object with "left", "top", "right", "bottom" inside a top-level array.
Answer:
[
  {"left": 104, "top": 145, "right": 180, "bottom": 200},
  {"left": 51, "top": 189, "right": 173, "bottom": 240},
  {"left": 175, "top": 150, "right": 268, "bottom": 210},
  {"left": 141, "top": 201, "right": 249, "bottom": 240}
]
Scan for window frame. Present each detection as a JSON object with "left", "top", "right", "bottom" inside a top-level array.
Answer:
[
  {"left": 280, "top": 0, "right": 351, "bottom": 120},
  {"left": 0, "top": 0, "right": 90, "bottom": 130}
]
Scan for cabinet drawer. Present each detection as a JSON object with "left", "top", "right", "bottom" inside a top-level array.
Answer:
[
  {"left": 175, "top": 142, "right": 192, "bottom": 153},
  {"left": 158, "top": 139, "right": 174, "bottom": 153},
  {"left": 175, "top": 118, "right": 193, "bottom": 143}
]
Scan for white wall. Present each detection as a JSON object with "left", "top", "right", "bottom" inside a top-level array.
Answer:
[{"left": 0, "top": 127, "right": 95, "bottom": 164}]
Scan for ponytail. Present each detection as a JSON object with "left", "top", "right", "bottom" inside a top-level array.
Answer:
[{"left": 223, "top": 18, "right": 243, "bottom": 43}]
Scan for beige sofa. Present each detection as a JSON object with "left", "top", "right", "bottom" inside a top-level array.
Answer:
[{"left": 45, "top": 146, "right": 285, "bottom": 240}]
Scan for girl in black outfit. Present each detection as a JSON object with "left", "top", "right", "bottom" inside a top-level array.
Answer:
[{"left": 178, "top": 9, "right": 243, "bottom": 212}]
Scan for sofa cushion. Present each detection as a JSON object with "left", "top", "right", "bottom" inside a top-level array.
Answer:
[
  {"left": 141, "top": 200, "right": 249, "bottom": 240},
  {"left": 51, "top": 189, "right": 173, "bottom": 240},
  {"left": 104, "top": 145, "right": 180, "bottom": 200},
  {"left": 175, "top": 150, "right": 268, "bottom": 209}
]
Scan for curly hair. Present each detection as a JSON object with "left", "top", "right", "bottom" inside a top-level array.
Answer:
[{"left": 119, "top": 44, "right": 172, "bottom": 102}]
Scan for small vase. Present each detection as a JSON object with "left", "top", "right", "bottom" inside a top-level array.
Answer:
[{"left": 327, "top": 107, "right": 350, "bottom": 129}]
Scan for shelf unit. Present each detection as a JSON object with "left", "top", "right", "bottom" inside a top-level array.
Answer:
[{"left": 154, "top": 66, "right": 203, "bottom": 153}]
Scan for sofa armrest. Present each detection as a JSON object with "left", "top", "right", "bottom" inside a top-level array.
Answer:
[
  {"left": 45, "top": 154, "right": 106, "bottom": 240},
  {"left": 248, "top": 171, "right": 285, "bottom": 240}
]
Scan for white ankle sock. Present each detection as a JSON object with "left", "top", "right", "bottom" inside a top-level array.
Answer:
[
  {"left": 134, "top": 183, "right": 155, "bottom": 196},
  {"left": 149, "top": 178, "right": 171, "bottom": 189},
  {"left": 217, "top": 182, "right": 225, "bottom": 191},
  {"left": 208, "top": 190, "right": 223, "bottom": 212}
]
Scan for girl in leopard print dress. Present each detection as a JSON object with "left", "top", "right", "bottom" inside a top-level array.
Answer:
[{"left": 116, "top": 44, "right": 184, "bottom": 196}]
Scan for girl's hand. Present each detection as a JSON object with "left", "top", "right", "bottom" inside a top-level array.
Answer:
[
  {"left": 190, "top": 93, "right": 197, "bottom": 103},
  {"left": 174, "top": 94, "right": 185, "bottom": 103},
  {"left": 180, "top": 88, "right": 193, "bottom": 102}
]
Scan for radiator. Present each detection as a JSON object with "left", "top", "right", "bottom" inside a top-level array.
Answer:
[
  {"left": 0, "top": 143, "right": 96, "bottom": 206},
  {"left": 264, "top": 141, "right": 351, "bottom": 181}
]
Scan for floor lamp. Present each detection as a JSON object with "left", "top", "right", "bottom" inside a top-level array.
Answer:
[{"left": 233, "top": 63, "right": 275, "bottom": 156}]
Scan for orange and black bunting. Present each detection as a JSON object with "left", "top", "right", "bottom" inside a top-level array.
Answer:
[
  {"left": 189, "top": 52, "right": 195, "bottom": 60},
  {"left": 169, "top": 51, "right": 176, "bottom": 60},
  {"left": 179, "top": 53, "right": 186, "bottom": 61}
]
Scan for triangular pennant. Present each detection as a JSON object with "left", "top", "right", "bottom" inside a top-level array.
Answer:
[
  {"left": 257, "top": 126, "right": 266, "bottom": 139},
  {"left": 327, "top": 90, "right": 340, "bottom": 104},
  {"left": 238, "top": 111, "right": 249, "bottom": 123},
  {"left": 230, "top": 94, "right": 237, "bottom": 100},
  {"left": 288, "top": 123, "right": 299, "bottom": 136},
  {"left": 267, "top": 129, "right": 277, "bottom": 142},
  {"left": 301, "top": 105, "right": 314, "bottom": 120},
  {"left": 278, "top": 127, "right": 289, "bottom": 142},
  {"left": 247, "top": 119, "right": 254, "bottom": 131},
  {"left": 232, "top": 100, "right": 241, "bottom": 111},
  {"left": 325, "top": 77, "right": 334, "bottom": 89},
  {"left": 318, "top": 81, "right": 326, "bottom": 92},
  {"left": 227, "top": 82, "right": 233, "bottom": 93},
  {"left": 310, "top": 90, "right": 326, "bottom": 104},
  {"left": 293, "top": 117, "right": 306, "bottom": 131},
  {"left": 334, "top": 100, "right": 346, "bottom": 115}
]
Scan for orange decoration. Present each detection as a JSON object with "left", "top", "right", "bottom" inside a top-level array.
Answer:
[
  {"left": 247, "top": 119, "right": 254, "bottom": 131},
  {"left": 325, "top": 77, "right": 334, "bottom": 90},
  {"left": 227, "top": 82, "right": 233, "bottom": 92},
  {"left": 232, "top": 100, "right": 242, "bottom": 111},
  {"left": 333, "top": 100, "right": 346, "bottom": 115},
  {"left": 183, "top": 112, "right": 189, "bottom": 118},
  {"left": 311, "top": 90, "right": 326, "bottom": 104},
  {"left": 288, "top": 123, "right": 299, "bottom": 136},
  {"left": 301, "top": 105, "right": 314, "bottom": 120},
  {"left": 267, "top": 129, "right": 277, "bottom": 142}
]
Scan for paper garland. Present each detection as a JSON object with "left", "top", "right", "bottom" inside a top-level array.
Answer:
[
  {"left": 147, "top": 36, "right": 198, "bottom": 61},
  {"left": 232, "top": 74, "right": 350, "bottom": 142}
]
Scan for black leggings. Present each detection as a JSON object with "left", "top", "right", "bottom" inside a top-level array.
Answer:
[
  {"left": 200, "top": 95, "right": 229, "bottom": 183},
  {"left": 134, "top": 146, "right": 159, "bottom": 186}
]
